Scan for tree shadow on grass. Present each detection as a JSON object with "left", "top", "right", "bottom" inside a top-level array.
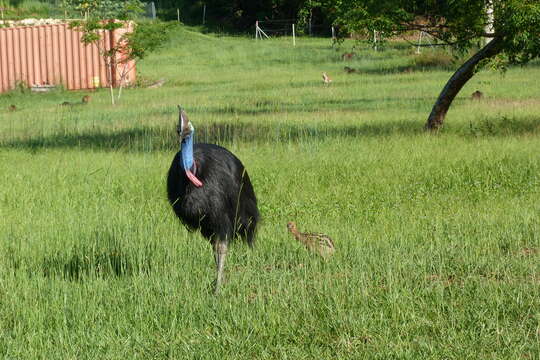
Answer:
[
  {"left": 345, "top": 63, "right": 455, "bottom": 75},
  {"left": 204, "top": 98, "right": 384, "bottom": 114},
  {"left": 41, "top": 246, "right": 143, "bottom": 281},
  {"left": 352, "top": 56, "right": 540, "bottom": 76},
  {"left": 463, "top": 115, "right": 540, "bottom": 137},
  {"left": 1, "top": 114, "right": 538, "bottom": 153},
  {"left": 1, "top": 120, "right": 425, "bottom": 152},
  {"left": 7, "top": 230, "right": 154, "bottom": 281},
  {"left": 43, "top": 243, "right": 153, "bottom": 281}
]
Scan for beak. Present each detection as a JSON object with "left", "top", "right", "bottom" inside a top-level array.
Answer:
[{"left": 177, "top": 106, "right": 193, "bottom": 140}]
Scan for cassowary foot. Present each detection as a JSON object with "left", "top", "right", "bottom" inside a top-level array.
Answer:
[
  {"left": 213, "top": 240, "right": 229, "bottom": 294},
  {"left": 211, "top": 277, "right": 226, "bottom": 295}
]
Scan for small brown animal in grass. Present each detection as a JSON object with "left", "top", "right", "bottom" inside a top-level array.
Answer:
[
  {"left": 147, "top": 78, "right": 166, "bottom": 88},
  {"left": 344, "top": 66, "right": 356, "bottom": 74},
  {"left": 342, "top": 52, "right": 355, "bottom": 60},
  {"left": 287, "top": 221, "right": 335, "bottom": 258},
  {"left": 8, "top": 104, "right": 17, "bottom": 111},
  {"left": 61, "top": 95, "right": 91, "bottom": 106},
  {"left": 322, "top": 72, "right": 333, "bottom": 85},
  {"left": 471, "top": 90, "right": 483, "bottom": 100}
]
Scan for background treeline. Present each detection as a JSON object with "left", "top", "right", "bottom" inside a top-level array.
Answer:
[
  {"left": 0, "top": 0, "right": 331, "bottom": 34},
  {"left": 2, "top": 0, "right": 474, "bottom": 35},
  {"left": 149, "top": 0, "right": 452, "bottom": 33},
  {"left": 152, "top": 0, "right": 330, "bottom": 33}
]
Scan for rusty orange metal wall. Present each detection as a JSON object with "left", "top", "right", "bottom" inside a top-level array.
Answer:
[{"left": 0, "top": 23, "right": 136, "bottom": 93}]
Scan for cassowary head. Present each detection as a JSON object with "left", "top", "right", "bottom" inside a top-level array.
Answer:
[
  {"left": 177, "top": 106, "right": 194, "bottom": 140},
  {"left": 176, "top": 106, "right": 203, "bottom": 187}
]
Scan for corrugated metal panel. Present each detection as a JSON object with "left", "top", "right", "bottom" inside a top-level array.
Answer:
[{"left": 0, "top": 22, "right": 136, "bottom": 93}]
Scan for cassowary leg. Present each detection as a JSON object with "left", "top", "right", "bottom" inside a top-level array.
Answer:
[{"left": 213, "top": 239, "right": 229, "bottom": 294}]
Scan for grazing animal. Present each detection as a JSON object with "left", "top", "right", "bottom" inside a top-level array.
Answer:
[
  {"left": 342, "top": 52, "right": 355, "bottom": 60},
  {"left": 287, "top": 222, "right": 335, "bottom": 259},
  {"left": 167, "top": 107, "right": 259, "bottom": 293},
  {"left": 147, "top": 78, "right": 166, "bottom": 88},
  {"left": 322, "top": 72, "right": 333, "bottom": 85},
  {"left": 344, "top": 66, "right": 356, "bottom": 74},
  {"left": 61, "top": 95, "right": 91, "bottom": 106},
  {"left": 471, "top": 90, "right": 483, "bottom": 100},
  {"left": 8, "top": 104, "right": 17, "bottom": 111}
]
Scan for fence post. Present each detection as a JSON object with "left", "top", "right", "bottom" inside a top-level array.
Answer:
[
  {"left": 416, "top": 31, "right": 423, "bottom": 54},
  {"left": 202, "top": 4, "right": 206, "bottom": 25},
  {"left": 255, "top": 21, "right": 258, "bottom": 40},
  {"left": 292, "top": 24, "right": 295, "bottom": 46}
]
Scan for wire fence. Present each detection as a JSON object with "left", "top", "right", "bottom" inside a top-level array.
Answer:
[
  {"left": 256, "top": 20, "right": 336, "bottom": 39},
  {"left": 256, "top": 19, "right": 296, "bottom": 36},
  {"left": 255, "top": 19, "right": 443, "bottom": 55}
]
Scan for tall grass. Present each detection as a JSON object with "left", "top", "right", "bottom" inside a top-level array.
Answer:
[{"left": 0, "top": 26, "right": 539, "bottom": 359}]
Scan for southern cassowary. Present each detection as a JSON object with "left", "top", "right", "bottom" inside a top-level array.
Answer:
[{"left": 167, "top": 107, "right": 259, "bottom": 292}]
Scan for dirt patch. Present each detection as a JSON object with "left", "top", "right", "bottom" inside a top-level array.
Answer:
[
  {"left": 426, "top": 274, "right": 458, "bottom": 287},
  {"left": 517, "top": 247, "right": 539, "bottom": 256}
]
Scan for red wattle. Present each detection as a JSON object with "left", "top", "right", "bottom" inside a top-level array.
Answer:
[{"left": 185, "top": 170, "right": 203, "bottom": 187}]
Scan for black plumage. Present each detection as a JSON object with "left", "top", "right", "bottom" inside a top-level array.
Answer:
[
  {"left": 167, "top": 144, "right": 259, "bottom": 243},
  {"left": 167, "top": 107, "right": 259, "bottom": 292}
]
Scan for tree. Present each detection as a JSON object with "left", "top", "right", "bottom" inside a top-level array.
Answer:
[
  {"left": 66, "top": 0, "right": 171, "bottom": 104},
  {"left": 305, "top": 0, "right": 540, "bottom": 130}
]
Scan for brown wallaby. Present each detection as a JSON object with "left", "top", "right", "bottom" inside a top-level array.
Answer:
[
  {"left": 471, "top": 90, "right": 483, "bottom": 100},
  {"left": 61, "top": 95, "right": 91, "bottom": 106}
]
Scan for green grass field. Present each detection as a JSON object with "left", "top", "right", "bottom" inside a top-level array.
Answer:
[{"left": 1, "top": 26, "right": 539, "bottom": 359}]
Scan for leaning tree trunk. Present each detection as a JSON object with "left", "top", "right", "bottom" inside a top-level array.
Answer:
[{"left": 425, "top": 37, "right": 503, "bottom": 131}]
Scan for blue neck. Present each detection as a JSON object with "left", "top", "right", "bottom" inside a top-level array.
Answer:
[{"left": 180, "top": 130, "right": 195, "bottom": 171}]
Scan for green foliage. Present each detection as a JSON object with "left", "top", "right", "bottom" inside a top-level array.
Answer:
[
  {"left": 67, "top": 1, "right": 171, "bottom": 64},
  {"left": 497, "top": 0, "right": 540, "bottom": 64},
  {"left": 121, "top": 21, "right": 173, "bottom": 61},
  {"left": 309, "top": 0, "right": 540, "bottom": 66},
  {"left": 62, "top": 0, "right": 143, "bottom": 19},
  {"left": 66, "top": 0, "right": 170, "bottom": 105},
  {"left": 69, "top": 19, "right": 112, "bottom": 46},
  {"left": 66, "top": 0, "right": 144, "bottom": 54}
]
